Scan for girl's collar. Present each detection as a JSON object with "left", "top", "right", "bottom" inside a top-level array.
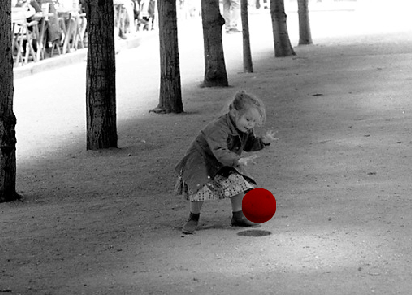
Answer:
[{"left": 226, "top": 113, "right": 250, "bottom": 135}]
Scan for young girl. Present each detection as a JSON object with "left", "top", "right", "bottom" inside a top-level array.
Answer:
[{"left": 175, "top": 90, "right": 278, "bottom": 234}]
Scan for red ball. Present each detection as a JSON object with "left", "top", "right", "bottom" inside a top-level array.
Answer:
[{"left": 242, "top": 188, "right": 276, "bottom": 223}]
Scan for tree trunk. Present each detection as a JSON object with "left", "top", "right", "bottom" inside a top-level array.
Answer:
[
  {"left": 270, "top": 0, "right": 295, "bottom": 57},
  {"left": 152, "top": 0, "right": 183, "bottom": 114},
  {"left": 297, "top": 0, "right": 312, "bottom": 45},
  {"left": 240, "top": 0, "right": 253, "bottom": 73},
  {"left": 0, "top": 1, "right": 19, "bottom": 202},
  {"left": 85, "top": 0, "right": 118, "bottom": 150},
  {"left": 201, "top": 0, "right": 228, "bottom": 87}
]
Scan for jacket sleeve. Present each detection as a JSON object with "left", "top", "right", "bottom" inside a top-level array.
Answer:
[
  {"left": 203, "top": 127, "right": 240, "bottom": 167},
  {"left": 244, "top": 131, "right": 270, "bottom": 152}
]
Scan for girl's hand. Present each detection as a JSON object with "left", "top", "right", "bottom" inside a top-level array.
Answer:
[
  {"left": 238, "top": 154, "right": 258, "bottom": 166},
  {"left": 262, "top": 129, "right": 279, "bottom": 144}
]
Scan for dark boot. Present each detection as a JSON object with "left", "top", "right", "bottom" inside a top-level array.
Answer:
[
  {"left": 231, "top": 210, "right": 260, "bottom": 227},
  {"left": 182, "top": 213, "right": 200, "bottom": 234}
]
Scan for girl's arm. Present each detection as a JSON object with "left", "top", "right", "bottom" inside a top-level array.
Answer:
[
  {"left": 244, "top": 132, "right": 268, "bottom": 152},
  {"left": 244, "top": 129, "right": 278, "bottom": 151},
  {"left": 203, "top": 128, "right": 240, "bottom": 167}
]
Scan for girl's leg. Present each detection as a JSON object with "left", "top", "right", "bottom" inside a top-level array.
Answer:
[
  {"left": 231, "top": 193, "right": 259, "bottom": 227},
  {"left": 182, "top": 201, "right": 204, "bottom": 234},
  {"left": 230, "top": 193, "right": 243, "bottom": 212},
  {"left": 190, "top": 200, "right": 204, "bottom": 214}
]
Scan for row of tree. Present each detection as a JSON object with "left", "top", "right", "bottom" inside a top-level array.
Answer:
[
  {"left": 154, "top": 0, "right": 312, "bottom": 112},
  {"left": 0, "top": 0, "right": 312, "bottom": 202}
]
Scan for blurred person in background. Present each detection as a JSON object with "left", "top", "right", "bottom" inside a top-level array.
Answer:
[
  {"left": 222, "top": 0, "right": 241, "bottom": 33},
  {"left": 15, "top": 0, "right": 42, "bottom": 56}
]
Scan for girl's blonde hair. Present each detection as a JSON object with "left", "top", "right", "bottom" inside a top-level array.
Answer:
[{"left": 229, "top": 90, "right": 266, "bottom": 125}]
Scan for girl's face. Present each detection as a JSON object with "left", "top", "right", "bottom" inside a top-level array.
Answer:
[{"left": 233, "top": 108, "right": 261, "bottom": 133}]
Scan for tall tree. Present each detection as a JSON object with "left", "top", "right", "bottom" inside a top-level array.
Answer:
[
  {"left": 0, "top": 1, "right": 19, "bottom": 202},
  {"left": 297, "top": 0, "right": 312, "bottom": 45},
  {"left": 270, "top": 0, "right": 295, "bottom": 57},
  {"left": 151, "top": 0, "right": 183, "bottom": 114},
  {"left": 85, "top": 0, "right": 118, "bottom": 150},
  {"left": 240, "top": 0, "right": 253, "bottom": 73},
  {"left": 201, "top": 0, "right": 228, "bottom": 87}
]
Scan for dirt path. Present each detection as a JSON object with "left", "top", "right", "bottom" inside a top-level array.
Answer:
[{"left": 2, "top": 6, "right": 412, "bottom": 295}]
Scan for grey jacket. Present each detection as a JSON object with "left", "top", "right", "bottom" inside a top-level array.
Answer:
[{"left": 175, "top": 113, "right": 268, "bottom": 194}]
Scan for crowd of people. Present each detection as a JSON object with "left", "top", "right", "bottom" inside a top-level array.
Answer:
[
  {"left": 11, "top": 0, "right": 157, "bottom": 64},
  {"left": 11, "top": 0, "right": 268, "bottom": 65},
  {"left": 12, "top": 0, "right": 62, "bottom": 60}
]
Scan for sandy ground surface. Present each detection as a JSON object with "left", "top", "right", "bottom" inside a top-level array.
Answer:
[{"left": 2, "top": 3, "right": 412, "bottom": 294}]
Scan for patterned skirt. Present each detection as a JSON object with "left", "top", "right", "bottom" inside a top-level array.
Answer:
[{"left": 175, "top": 169, "right": 255, "bottom": 201}]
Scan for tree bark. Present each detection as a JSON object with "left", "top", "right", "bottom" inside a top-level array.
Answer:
[
  {"left": 270, "top": 0, "right": 295, "bottom": 57},
  {"left": 85, "top": 0, "right": 118, "bottom": 150},
  {"left": 241, "top": 0, "right": 253, "bottom": 73},
  {"left": 0, "top": 1, "right": 19, "bottom": 203},
  {"left": 201, "top": 0, "right": 228, "bottom": 87},
  {"left": 152, "top": 0, "right": 183, "bottom": 114},
  {"left": 297, "top": 0, "right": 313, "bottom": 45}
]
